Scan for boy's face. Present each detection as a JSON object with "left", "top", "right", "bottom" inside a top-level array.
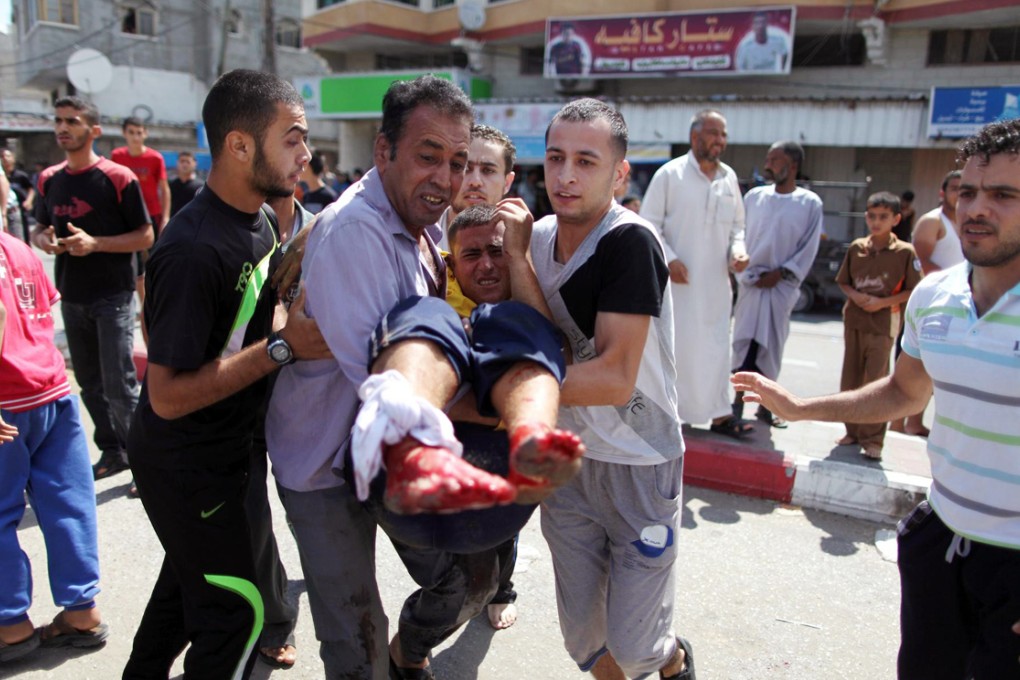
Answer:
[
  {"left": 123, "top": 123, "right": 148, "bottom": 151},
  {"left": 865, "top": 205, "right": 901, "bottom": 238}
]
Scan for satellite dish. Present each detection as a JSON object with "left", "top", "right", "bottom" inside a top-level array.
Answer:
[
  {"left": 67, "top": 48, "right": 114, "bottom": 94},
  {"left": 457, "top": 0, "right": 486, "bottom": 31}
]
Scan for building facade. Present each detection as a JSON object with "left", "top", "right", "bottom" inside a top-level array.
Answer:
[
  {"left": 301, "top": 0, "right": 1020, "bottom": 238},
  {"left": 8, "top": 0, "right": 328, "bottom": 166}
]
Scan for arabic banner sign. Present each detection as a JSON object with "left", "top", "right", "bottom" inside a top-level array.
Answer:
[
  {"left": 545, "top": 6, "right": 795, "bottom": 78},
  {"left": 928, "top": 86, "right": 1020, "bottom": 138}
]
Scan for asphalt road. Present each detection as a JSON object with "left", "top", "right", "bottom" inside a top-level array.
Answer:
[{"left": 5, "top": 255, "right": 905, "bottom": 679}]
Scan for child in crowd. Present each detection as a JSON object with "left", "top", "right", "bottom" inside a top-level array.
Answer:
[{"left": 834, "top": 191, "right": 923, "bottom": 460}]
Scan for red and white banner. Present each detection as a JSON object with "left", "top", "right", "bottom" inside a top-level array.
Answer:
[{"left": 544, "top": 7, "right": 795, "bottom": 79}]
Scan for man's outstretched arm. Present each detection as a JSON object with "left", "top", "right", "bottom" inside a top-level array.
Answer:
[{"left": 732, "top": 351, "right": 932, "bottom": 425}]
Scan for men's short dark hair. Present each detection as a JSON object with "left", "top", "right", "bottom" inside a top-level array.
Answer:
[
  {"left": 546, "top": 98, "right": 628, "bottom": 160},
  {"left": 308, "top": 152, "right": 325, "bottom": 176},
  {"left": 958, "top": 118, "right": 1020, "bottom": 167},
  {"left": 690, "top": 109, "right": 724, "bottom": 135},
  {"left": 379, "top": 75, "right": 473, "bottom": 161},
  {"left": 772, "top": 140, "right": 804, "bottom": 168},
  {"left": 472, "top": 124, "right": 516, "bottom": 175},
  {"left": 867, "top": 191, "right": 901, "bottom": 214},
  {"left": 901, "top": 190, "right": 915, "bottom": 202},
  {"left": 621, "top": 195, "right": 640, "bottom": 209},
  {"left": 941, "top": 169, "right": 962, "bottom": 191},
  {"left": 178, "top": 150, "right": 195, "bottom": 160},
  {"left": 122, "top": 116, "right": 145, "bottom": 131},
  {"left": 202, "top": 69, "right": 303, "bottom": 160},
  {"left": 54, "top": 96, "right": 99, "bottom": 126},
  {"left": 448, "top": 204, "right": 498, "bottom": 251}
]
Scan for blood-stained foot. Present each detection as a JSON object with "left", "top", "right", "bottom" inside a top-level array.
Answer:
[
  {"left": 384, "top": 436, "right": 517, "bottom": 514},
  {"left": 507, "top": 423, "right": 585, "bottom": 496}
]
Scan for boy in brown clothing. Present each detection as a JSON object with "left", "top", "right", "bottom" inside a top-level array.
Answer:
[{"left": 835, "top": 191, "right": 923, "bottom": 460}]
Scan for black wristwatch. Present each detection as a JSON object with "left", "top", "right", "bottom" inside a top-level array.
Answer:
[{"left": 267, "top": 332, "right": 295, "bottom": 366}]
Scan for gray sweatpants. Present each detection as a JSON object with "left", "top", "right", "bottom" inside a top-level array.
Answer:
[{"left": 540, "top": 457, "right": 682, "bottom": 677}]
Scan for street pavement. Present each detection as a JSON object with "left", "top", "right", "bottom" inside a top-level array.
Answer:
[{"left": 2, "top": 252, "right": 922, "bottom": 678}]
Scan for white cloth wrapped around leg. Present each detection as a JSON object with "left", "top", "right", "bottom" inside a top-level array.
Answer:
[{"left": 351, "top": 369, "right": 463, "bottom": 501}]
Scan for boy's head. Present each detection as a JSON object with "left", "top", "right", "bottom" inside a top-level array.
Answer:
[
  {"left": 447, "top": 204, "right": 511, "bottom": 305},
  {"left": 122, "top": 116, "right": 148, "bottom": 152},
  {"left": 865, "top": 191, "right": 902, "bottom": 239}
]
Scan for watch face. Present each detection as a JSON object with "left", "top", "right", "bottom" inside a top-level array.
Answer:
[{"left": 270, "top": 342, "right": 292, "bottom": 363}]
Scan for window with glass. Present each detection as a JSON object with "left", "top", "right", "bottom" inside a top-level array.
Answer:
[
  {"left": 122, "top": 5, "right": 156, "bottom": 36},
  {"left": 28, "top": 0, "right": 77, "bottom": 25},
  {"left": 276, "top": 19, "right": 301, "bottom": 49}
]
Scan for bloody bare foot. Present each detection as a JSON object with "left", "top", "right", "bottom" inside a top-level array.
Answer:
[
  {"left": 508, "top": 423, "right": 584, "bottom": 493},
  {"left": 384, "top": 436, "right": 517, "bottom": 514}
]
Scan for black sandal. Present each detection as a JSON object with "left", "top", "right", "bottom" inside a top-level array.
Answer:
[
  {"left": 709, "top": 416, "right": 754, "bottom": 439},
  {"left": 389, "top": 654, "right": 436, "bottom": 679},
  {"left": 92, "top": 452, "right": 129, "bottom": 480},
  {"left": 756, "top": 406, "right": 788, "bottom": 429},
  {"left": 661, "top": 636, "right": 696, "bottom": 679}
]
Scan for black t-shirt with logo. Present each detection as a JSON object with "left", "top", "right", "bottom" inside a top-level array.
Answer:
[
  {"left": 128, "top": 187, "right": 280, "bottom": 468},
  {"left": 34, "top": 157, "right": 151, "bottom": 303}
]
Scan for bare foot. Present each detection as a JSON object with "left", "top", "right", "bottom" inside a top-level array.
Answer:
[
  {"left": 904, "top": 425, "right": 930, "bottom": 438},
  {"left": 487, "top": 602, "right": 518, "bottom": 630},
  {"left": 835, "top": 435, "right": 858, "bottom": 446},
  {"left": 508, "top": 423, "right": 585, "bottom": 489},
  {"left": 862, "top": 443, "right": 883, "bottom": 460},
  {"left": 0, "top": 619, "right": 35, "bottom": 645},
  {"left": 888, "top": 419, "right": 905, "bottom": 433},
  {"left": 384, "top": 436, "right": 516, "bottom": 514},
  {"left": 259, "top": 644, "right": 297, "bottom": 667}
]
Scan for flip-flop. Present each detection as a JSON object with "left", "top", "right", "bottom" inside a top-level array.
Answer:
[
  {"left": 38, "top": 612, "right": 109, "bottom": 649},
  {"left": 0, "top": 628, "right": 40, "bottom": 663}
]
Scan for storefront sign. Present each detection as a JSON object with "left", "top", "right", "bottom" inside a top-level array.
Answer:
[
  {"left": 928, "top": 86, "right": 1020, "bottom": 138},
  {"left": 545, "top": 7, "right": 795, "bottom": 79}
]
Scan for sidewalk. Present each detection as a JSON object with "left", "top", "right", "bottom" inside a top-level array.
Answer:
[{"left": 682, "top": 416, "right": 930, "bottom": 524}]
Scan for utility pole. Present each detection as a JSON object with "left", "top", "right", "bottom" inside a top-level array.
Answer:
[
  {"left": 262, "top": 0, "right": 276, "bottom": 74},
  {"left": 216, "top": 0, "right": 231, "bottom": 77}
]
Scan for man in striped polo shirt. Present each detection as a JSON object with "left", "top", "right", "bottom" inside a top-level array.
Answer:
[{"left": 734, "top": 117, "right": 1020, "bottom": 679}]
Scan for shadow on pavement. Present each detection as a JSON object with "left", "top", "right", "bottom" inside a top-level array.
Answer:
[{"left": 432, "top": 614, "right": 496, "bottom": 679}]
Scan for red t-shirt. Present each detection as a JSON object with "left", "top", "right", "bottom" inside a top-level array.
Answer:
[
  {"left": 111, "top": 146, "right": 166, "bottom": 223},
  {"left": 0, "top": 231, "right": 70, "bottom": 412}
]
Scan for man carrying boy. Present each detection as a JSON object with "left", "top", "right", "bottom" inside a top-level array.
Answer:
[
  {"left": 733, "top": 118, "right": 1020, "bottom": 677},
  {"left": 833, "top": 191, "right": 922, "bottom": 459},
  {"left": 533, "top": 99, "right": 694, "bottom": 680}
]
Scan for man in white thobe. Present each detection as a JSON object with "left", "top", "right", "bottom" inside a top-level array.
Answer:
[
  {"left": 731, "top": 141, "right": 823, "bottom": 427},
  {"left": 641, "top": 109, "right": 751, "bottom": 438}
]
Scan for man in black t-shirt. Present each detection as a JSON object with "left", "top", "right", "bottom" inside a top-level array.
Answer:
[
  {"left": 168, "top": 150, "right": 203, "bottom": 217},
  {"left": 123, "top": 69, "right": 328, "bottom": 680},
  {"left": 298, "top": 152, "right": 338, "bottom": 214},
  {"left": 32, "top": 97, "right": 153, "bottom": 484}
]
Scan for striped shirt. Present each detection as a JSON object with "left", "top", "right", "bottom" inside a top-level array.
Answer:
[{"left": 902, "top": 262, "right": 1020, "bottom": 549}]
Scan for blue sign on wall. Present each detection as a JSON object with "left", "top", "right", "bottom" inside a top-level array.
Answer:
[{"left": 929, "top": 86, "right": 1020, "bottom": 138}]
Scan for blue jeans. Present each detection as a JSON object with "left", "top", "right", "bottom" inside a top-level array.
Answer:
[
  {"left": 0, "top": 396, "right": 100, "bottom": 624},
  {"left": 61, "top": 291, "right": 139, "bottom": 457}
]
